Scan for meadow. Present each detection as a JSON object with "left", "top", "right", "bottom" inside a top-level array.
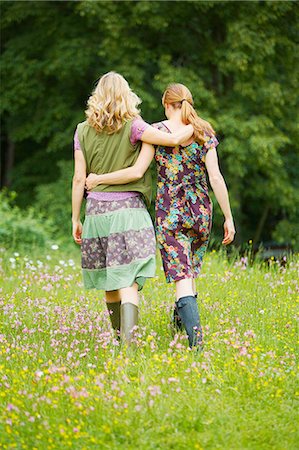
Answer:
[{"left": 0, "top": 247, "right": 298, "bottom": 450}]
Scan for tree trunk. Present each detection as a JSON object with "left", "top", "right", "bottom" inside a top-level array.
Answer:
[
  {"left": 1, "top": 137, "right": 15, "bottom": 188},
  {"left": 253, "top": 204, "right": 270, "bottom": 246}
]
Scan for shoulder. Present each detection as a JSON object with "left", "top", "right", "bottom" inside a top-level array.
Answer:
[
  {"left": 77, "top": 120, "right": 88, "bottom": 129},
  {"left": 151, "top": 121, "right": 167, "bottom": 131},
  {"left": 74, "top": 122, "right": 88, "bottom": 151},
  {"left": 131, "top": 116, "right": 150, "bottom": 132},
  {"left": 76, "top": 120, "right": 89, "bottom": 135},
  {"left": 131, "top": 116, "right": 149, "bottom": 129},
  {"left": 130, "top": 116, "right": 150, "bottom": 146},
  {"left": 203, "top": 134, "right": 219, "bottom": 149}
]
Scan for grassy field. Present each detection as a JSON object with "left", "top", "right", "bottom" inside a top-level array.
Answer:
[{"left": 0, "top": 247, "right": 298, "bottom": 450}]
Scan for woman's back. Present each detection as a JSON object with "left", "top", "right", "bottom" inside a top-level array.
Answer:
[
  {"left": 77, "top": 119, "right": 152, "bottom": 205},
  {"left": 153, "top": 121, "right": 216, "bottom": 193}
]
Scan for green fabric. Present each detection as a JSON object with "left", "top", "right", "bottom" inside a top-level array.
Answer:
[
  {"left": 77, "top": 120, "right": 152, "bottom": 207},
  {"left": 82, "top": 256, "right": 155, "bottom": 291},
  {"left": 82, "top": 208, "right": 153, "bottom": 239}
]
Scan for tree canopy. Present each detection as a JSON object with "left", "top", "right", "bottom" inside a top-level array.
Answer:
[{"left": 1, "top": 0, "right": 298, "bottom": 248}]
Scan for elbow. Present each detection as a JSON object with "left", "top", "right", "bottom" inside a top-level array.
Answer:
[
  {"left": 209, "top": 173, "right": 224, "bottom": 186},
  {"left": 133, "top": 170, "right": 143, "bottom": 181},
  {"left": 172, "top": 137, "right": 180, "bottom": 146},
  {"left": 73, "top": 175, "right": 86, "bottom": 185},
  {"left": 131, "top": 167, "right": 144, "bottom": 180}
]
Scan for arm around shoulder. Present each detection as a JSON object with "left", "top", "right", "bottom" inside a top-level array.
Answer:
[
  {"left": 141, "top": 124, "right": 194, "bottom": 146},
  {"left": 85, "top": 142, "right": 155, "bottom": 189}
]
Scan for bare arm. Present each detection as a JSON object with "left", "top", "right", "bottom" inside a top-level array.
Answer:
[
  {"left": 85, "top": 143, "right": 155, "bottom": 190},
  {"left": 141, "top": 124, "right": 193, "bottom": 146},
  {"left": 205, "top": 148, "right": 235, "bottom": 245},
  {"left": 72, "top": 150, "right": 86, "bottom": 244}
]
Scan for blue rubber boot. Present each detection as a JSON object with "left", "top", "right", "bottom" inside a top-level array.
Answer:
[
  {"left": 172, "top": 293, "right": 198, "bottom": 332},
  {"left": 173, "top": 304, "right": 183, "bottom": 331},
  {"left": 175, "top": 295, "right": 203, "bottom": 348}
]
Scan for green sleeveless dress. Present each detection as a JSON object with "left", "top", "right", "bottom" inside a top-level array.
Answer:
[{"left": 77, "top": 120, "right": 156, "bottom": 291}]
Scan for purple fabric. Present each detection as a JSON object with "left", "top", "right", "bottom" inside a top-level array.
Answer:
[
  {"left": 86, "top": 196, "right": 147, "bottom": 215},
  {"left": 129, "top": 117, "right": 150, "bottom": 145},
  {"left": 87, "top": 191, "right": 139, "bottom": 201},
  {"left": 74, "top": 129, "right": 81, "bottom": 151},
  {"left": 82, "top": 228, "right": 156, "bottom": 270}
]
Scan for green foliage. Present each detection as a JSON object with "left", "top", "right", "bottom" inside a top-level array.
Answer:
[
  {"left": 0, "top": 191, "right": 52, "bottom": 251},
  {"left": 272, "top": 218, "right": 299, "bottom": 249},
  {"left": 34, "top": 160, "right": 75, "bottom": 238},
  {"left": 1, "top": 1, "right": 298, "bottom": 247}
]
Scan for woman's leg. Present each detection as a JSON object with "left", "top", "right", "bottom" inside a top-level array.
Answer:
[
  {"left": 105, "top": 290, "right": 121, "bottom": 337},
  {"left": 173, "top": 278, "right": 197, "bottom": 331},
  {"left": 119, "top": 283, "right": 139, "bottom": 344},
  {"left": 175, "top": 278, "right": 194, "bottom": 300},
  {"left": 119, "top": 284, "right": 139, "bottom": 306}
]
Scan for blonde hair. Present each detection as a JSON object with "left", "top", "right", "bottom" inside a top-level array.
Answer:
[
  {"left": 85, "top": 72, "right": 141, "bottom": 134},
  {"left": 162, "top": 83, "right": 215, "bottom": 144}
]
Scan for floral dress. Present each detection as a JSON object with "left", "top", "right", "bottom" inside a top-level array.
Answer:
[{"left": 153, "top": 122, "right": 219, "bottom": 283}]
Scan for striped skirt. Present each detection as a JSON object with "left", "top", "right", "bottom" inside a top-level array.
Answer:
[{"left": 81, "top": 196, "right": 156, "bottom": 291}]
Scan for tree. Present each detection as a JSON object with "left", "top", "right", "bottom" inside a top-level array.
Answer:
[{"left": 1, "top": 1, "right": 298, "bottom": 248}]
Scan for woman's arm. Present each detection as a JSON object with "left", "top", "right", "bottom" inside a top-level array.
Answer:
[
  {"left": 72, "top": 150, "right": 86, "bottom": 244},
  {"left": 85, "top": 143, "right": 155, "bottom": 190},
  {"left": 141, "top": 124, "right": 193, "bottom": 146},
  {"left": 205, "top": 148, "right": 235, "bottom": 245}
]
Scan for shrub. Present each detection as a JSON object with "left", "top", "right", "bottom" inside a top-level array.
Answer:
[
  {"left": 34, "top": 160, "right": 74, "bottom": 239},
  {"left": 0, "top": 191, "right": 52, "bottom": 251}
]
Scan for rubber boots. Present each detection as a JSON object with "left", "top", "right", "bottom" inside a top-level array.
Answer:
[
  {"left": 175, "top": 295, "right": 203, "bottom": 348},
  {"left": 172, "top": 293, "right": 197, "bottom": 332},
  {"left": 120, "top": 303, "right": 139, "bottom": 344},
  {"left": 173, "top": 304, "right": 183, "bottom": 331},
  {"left": 106, "top": 301, "right": 121, "bottom": 339}
]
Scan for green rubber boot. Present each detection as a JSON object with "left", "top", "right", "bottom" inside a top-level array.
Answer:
[
  {"left": 106, "top": 301, "right": 121, "bottom": 339},
  {"left": 120, "top": 303, "right": 139, "bottom": 345}
]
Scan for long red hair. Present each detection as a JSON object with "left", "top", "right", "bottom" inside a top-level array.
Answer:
[{"left": 162, "top": 83, "right": 215, "bottom": 144}]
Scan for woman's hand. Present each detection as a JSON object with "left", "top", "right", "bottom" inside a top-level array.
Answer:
[
  {"left": 85, "top": 173, "right": 101, "bottom": 191},
  {"left": 72, "top": 221, "right": 83, "bottom": 245},
  {"left": 222, "top": 218, "right": 235, "bottom": 245}
]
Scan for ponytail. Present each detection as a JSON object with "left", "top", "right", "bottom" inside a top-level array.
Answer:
[
  {"left": 162, "top": 83, "right": 215, "bottom": 145},
  {"left": 181, "top": 101, "right": 215, "bottom": 145}
]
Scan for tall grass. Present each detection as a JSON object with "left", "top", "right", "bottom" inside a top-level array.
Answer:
[{"left": 0, "top": 248, "right": 298, "bottom": 449}]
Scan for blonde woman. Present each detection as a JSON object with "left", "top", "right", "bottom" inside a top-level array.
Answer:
[
  {"left": 72, "top": 73, "right": 194, "bottom": 344},
  {"left": 85, "top": 83, "right": 235, "bottom": 349}
]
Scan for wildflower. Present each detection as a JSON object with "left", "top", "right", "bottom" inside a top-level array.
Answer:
[
  {"left": 51, "top": 244, "right": 59, "bottom": 250},
  {"left": 148, "top": 385, "right": 162, "bottom": 396},
  {"left": 35, "top": 370, "right": 44, "bottom": 378}
]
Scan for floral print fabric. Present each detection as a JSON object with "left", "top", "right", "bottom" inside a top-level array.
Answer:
[
  {"left": 153, "top": 122, "right": 219, "bottom": 283},
  {"left": 81, "top": 196, "right": 156, "bottom": 291}
]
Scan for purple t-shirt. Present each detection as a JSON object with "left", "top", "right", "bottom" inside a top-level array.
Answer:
[{"left": 74, "top": 118, "right": 149, "bottom": 201}]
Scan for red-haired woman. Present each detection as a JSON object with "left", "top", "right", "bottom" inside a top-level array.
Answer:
[{"left": 85, "top": 83, "right": 235, "bottom": 349}]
